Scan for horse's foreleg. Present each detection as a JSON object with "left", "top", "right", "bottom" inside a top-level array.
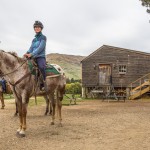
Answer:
[
  {"left": 1, "top": 93, "right": 5, "bottom": 109},
  {"left": 14, "top": 102, "right": 18, "bottom": 116},
  {"left": 16, "top": 92, "right": 29, "bottom": 138},
  {"left": 50, "top": 94, "right": 55, "bottom": 125},
  {"left": 16, "top": 101, "right": 23, "bottom": 134},
  {"left": 49, "top": 100, "right": 52, "bottom": 115},
  {"left": 12, "top": 90, "right": 23, "bottom": 136},
  {"left": 44, "top": 95, "right": 49, "bottom": 115},
  {"left": 20, "top": 103, "right": 27, "bottom": 136},
  {"left": 16, "top": 101, "right": 27, "bottom": 137}
]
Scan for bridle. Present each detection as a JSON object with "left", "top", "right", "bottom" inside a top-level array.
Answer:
[{"left": 2, "top": 59, "right": 28, "bottom": 76}]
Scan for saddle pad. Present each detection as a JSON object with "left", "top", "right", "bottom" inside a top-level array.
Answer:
[
  {"left": 46, "top": 64, "right": 61, "bottom": 76},
  {"left": 28, "top": 61, "right": 61, "bottom": 76}
]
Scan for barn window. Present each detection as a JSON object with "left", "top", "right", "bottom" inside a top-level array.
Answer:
[{"left": 118, "top": 65, "right": 127, "bottom": 74}]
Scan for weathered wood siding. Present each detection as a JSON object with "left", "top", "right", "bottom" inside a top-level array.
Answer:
[{"left": 81, "top": 45, "right": 150, "bottom": 88}]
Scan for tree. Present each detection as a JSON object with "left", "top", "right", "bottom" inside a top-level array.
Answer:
[
  {"left": 70, "top": 78, "right": 75, "bottom": 83},
  {"left": 140, "top": 0, "right": 150, "bottom": 13},
  {"left": 66, "top": 78, "right": 71, "bottom": 83}
]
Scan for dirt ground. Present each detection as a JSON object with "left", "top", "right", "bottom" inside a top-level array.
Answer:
[{"left": 1, "top": 99, "right": 150, "bottom": 150}]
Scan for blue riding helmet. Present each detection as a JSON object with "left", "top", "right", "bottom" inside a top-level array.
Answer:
[{"left": 33, "top": 21, "right": 44, "bottom": 29}]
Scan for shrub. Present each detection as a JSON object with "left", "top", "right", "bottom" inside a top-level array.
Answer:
[{"left": 65, "top": 82, "right": 81, "bottom": 94}]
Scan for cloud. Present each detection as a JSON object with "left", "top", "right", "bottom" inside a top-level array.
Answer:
[{"left": 0, "top": 0, "right": 150, "bottom": 56}]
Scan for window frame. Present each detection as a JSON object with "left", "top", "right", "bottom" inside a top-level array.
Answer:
[{"left": 118, "top": 65, "right": 127, "bottom": 74}]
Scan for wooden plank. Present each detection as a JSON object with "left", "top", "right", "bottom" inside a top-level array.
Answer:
[
  {"left": 130, "top": 86, "right": 150, "bottom": 99},
  {"left": 131, "top": 81, "right": 150, "bottom": 92}
]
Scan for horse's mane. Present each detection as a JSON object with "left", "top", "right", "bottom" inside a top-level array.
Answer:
[
  {"left": 7, "top": 51, "right": 24, "bottom": 63},
  {"left": 8, "top": 51, "right": 18, "bottom": 57}
]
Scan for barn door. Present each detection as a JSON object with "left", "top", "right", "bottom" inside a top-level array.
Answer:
[{"left": 99, "top": 64, "right": 112, "bottom": 85}]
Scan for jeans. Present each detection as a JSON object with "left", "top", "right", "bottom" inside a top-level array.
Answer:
[{"left": 35, "top": 57, "right": 46, "bottom": 81}]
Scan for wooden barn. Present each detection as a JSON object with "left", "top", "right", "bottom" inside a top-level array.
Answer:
[{"left": 81, "top": 45, "right": 150, "bottom": 99}]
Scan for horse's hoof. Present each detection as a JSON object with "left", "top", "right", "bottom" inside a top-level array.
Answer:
[
  {"left": 14, "top": 113, "right": 18, "bottom": 117},
  {"left": 16, "top": 132, "right": 25, "bottom": 138},
  {"left": 44, "top": 113, "right": 47, "bottom": 116},
  {"left": 19, "top": 133, "right": 26, "bottom": 137},
  {"left": 51, "top": 122, "right": 55, "bottom": 125},
  {"left": 16, "top": 130, "right": 26, "bottom": 138},
  {"left": 1, "top": 105, "right": 5, "bottom": 109}
]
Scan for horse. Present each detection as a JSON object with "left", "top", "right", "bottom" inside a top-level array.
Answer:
[
  {"left": 0, "top": 50, "right": 66, "bottom": 137},
  {"left": 0, "top": 82, "right": 13, "bottom": 109},
  {"left": 14, "top": 64, "right": 66, "bottom": 116}
]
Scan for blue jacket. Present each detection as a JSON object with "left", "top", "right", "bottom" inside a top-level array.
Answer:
[{"left": 27, "top": 32, "right": 47, "bottom": 58}]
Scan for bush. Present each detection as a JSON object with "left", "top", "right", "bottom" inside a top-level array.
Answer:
[{"left": 65, "top": 82, "right": 81, "bottom": 94}]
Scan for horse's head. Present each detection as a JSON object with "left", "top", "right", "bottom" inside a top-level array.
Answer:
[{"left": 0, "top": 50, "right": 24, "bottom": 75}]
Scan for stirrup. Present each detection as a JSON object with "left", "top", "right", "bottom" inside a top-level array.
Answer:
[{"left": 41, "top": 87, "right": 45, "bottom": 91}]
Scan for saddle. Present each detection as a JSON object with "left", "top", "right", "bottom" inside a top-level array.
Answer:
[
  {"left": 28, "top": 60, "right": 62, "bottom": 92},
  {"left": 28, "top": 60, "right": 61, "bottom": 77}
]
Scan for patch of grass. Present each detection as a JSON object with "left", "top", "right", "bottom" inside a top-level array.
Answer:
[
  {"left": 28, "top": 94, "right": 84, "bottom": 107},
  {"left": 63, "top": 94, "right": 84, "bottom": 106},
  {"left": 29, "top": 97, "right": 45, "bottom": 107},
  {"left": 2, "top": 93, "right": 85, "bottom": 106},
  {"left": 3, "top": 94, "right": 14, "bottom": 99}
]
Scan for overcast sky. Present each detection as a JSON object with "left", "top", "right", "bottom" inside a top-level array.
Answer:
[{"left": 0, "top": 0, "right": 149, "bottom": 56}]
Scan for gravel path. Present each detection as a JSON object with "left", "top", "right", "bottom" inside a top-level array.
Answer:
[{"left": 1, "top": 99, "right": 150, "bottom": 150}]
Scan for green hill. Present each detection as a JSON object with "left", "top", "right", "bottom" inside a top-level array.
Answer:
[{"left": 46, "top": 53, "right": 85, "bottom": 80}]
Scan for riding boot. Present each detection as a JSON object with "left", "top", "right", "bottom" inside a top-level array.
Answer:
[
  {"left": 40, "top": 82, "right": 45, "bottom": 91},
  {"left": 40, "top": 81, "right": 47, "bottom": 91},
  {"left": 44, "top": 81, "right": 48, "bottom": 92}
]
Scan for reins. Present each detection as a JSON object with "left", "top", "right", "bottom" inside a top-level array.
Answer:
[
  {"left": 8, "top": 59, "right": 39, "bottom": 105},
  {"left": 9, "top": 72, "right": 32, "bottom": 87}
]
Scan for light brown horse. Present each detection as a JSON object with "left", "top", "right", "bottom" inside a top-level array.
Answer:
[
  {"left": 0, "top": 50, "right": 66, "bottom": 137},
  {"left": 0, "top": 83, "right": 13, "bottom": 109}
]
